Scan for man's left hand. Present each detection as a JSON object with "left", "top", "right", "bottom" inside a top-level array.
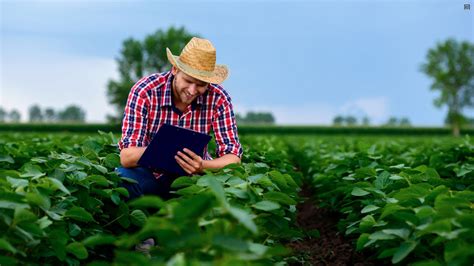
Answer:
[{"left": 175, "top": 148, "right": 204, "bottom": 175}]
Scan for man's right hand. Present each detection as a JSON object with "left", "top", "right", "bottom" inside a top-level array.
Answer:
[{"left": 120, "top": 146, "right": 147, "bottom": 168}]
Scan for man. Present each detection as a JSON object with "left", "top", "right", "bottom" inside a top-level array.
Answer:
[{"left": 116, "top": 37, "right": 243, "bottom": 201}]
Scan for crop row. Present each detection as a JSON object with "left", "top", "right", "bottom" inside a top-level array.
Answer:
[
  {"left": 291, "top": 136, "right": 474, "bottom": 265},
  {"left": 0, "top": 133, "right": 303, "bottom": 265}
]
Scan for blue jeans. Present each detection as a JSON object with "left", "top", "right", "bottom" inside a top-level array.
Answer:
[{"left": 115, "top": 167, "right": 178, "bottom": 200}]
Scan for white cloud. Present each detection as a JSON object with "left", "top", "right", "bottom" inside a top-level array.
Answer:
[{"left": 0, "top": 51, "right": 118, "bottom": 122}]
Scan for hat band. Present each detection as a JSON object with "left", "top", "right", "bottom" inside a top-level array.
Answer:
[{"left": 175, "top": 57, "right": 214, "bottom": 78}]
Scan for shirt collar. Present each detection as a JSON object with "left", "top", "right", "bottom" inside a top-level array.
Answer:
[{"left": 161, "top": 71, "right": 206, "bottom": 107}]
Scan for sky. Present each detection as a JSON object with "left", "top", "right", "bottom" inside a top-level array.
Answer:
[{"left": 0, "top": 0, "right": 473, "bottom": 125}]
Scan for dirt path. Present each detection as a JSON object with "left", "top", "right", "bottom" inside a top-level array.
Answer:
[{"left": 287, "top": 186, "right": 382, "bottom": 266}]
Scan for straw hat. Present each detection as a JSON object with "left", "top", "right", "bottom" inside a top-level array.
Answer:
[{"left": 166, "top": 37, "right": 228, "bottom": 84}]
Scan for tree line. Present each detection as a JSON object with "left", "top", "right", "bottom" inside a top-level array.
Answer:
[
  {"left": 332, "top": 115, "right": 411, "bottom": 127},
  {"left": 0, "top": 105, "right": 86, "bottom": 123},
  {"left": 236, "top": 112, "right": 275, "bottom": 125}
]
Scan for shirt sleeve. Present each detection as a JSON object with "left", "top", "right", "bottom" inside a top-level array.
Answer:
[
  {"left": 118, "top": 81, "right": 150, "bottom": 150},
  {"left": 212, "top": 98, "right": 243, "bottom": 158}
]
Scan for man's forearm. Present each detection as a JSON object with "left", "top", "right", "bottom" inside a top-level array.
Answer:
[
  {"left": 120, "top": 147, "right": 147, "bottom": 168},
  {"left": 202, "top": 154, "right": 241, "bottom": 170}
]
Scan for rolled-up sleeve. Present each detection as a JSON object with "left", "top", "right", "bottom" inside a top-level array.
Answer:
[
  {"left": 118, "top": 82, "right": 150, "bottom": 150},
  {"left": 212, "top": 98, "right": 243, "bottom": 158}
]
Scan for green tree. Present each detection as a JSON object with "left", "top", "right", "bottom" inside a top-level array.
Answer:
[
  {"left": 386, "top": 117, "right": 398, "bottom": 126},
  {"left": 44, "top": 107, "right": 56, "bottom": 122},
  {"left": 57, "top": 105, "right": 86, "bottom": 122},
  {"left": 399, "top": 117, "right": 411, "bottom": 127},
  {"left": 362, "top": 116, "right": 370, "bottom": 126},
  {"left": 9, "top": 109, "right": 21, "bottom": 122},
  {"left": 333, "top": 115, "right": 344, "bottom": 126},
  {"left": 420, "top": 39, "right": 474, "bottom": 136},
  {"left": 0, "top": 107, "right": 6, "bottom": 122},
  {"left": 346, "top": 116, "right": 357, "bottom": 126},
  {"left": 107, "top": 26, "right": 197, "bottom": 123},
  {"left": 28, "top": 105, "right": 43, "bottom": 123}
]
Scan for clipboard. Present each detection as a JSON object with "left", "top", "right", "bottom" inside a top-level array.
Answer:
[{"left": 137, "top": 124, "right": 212, "bottom": 176}]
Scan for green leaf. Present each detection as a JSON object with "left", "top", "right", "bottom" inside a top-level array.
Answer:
[
  {"left": 128, "top": 195, "right": 165, "bottom": 209},
  {"left": 206, "top": 176, "right": 227, "bottom": 206},
  {"left": 212, "top": 235, "right": 248, "bottom": 252},
  {"left": 389, "top": 175, "right": 404, "bottom": 180},
  {"left": 49, "top": 229, "right": 69, "bottom": 260},
  {"left": 92, "top": 164, "right": 108, "bottom": 174},
  {"left": 47, "top": 177, "right": 71, "bottom": 195},
  {"left": 382, "top": 228, "right": 410, "bottom": 240},
  {"left": 351, "top": 187, "right": 370, "bottom": 197},
  {"left": 0, "top": 238, "right": 17, "bottom": 254},
  {"left": 69, "top": 223, "right": 81, "bottom": 237},
  {"left": 268, "top": 170, "right": 289, "bottom": 190},
  {"left": 82, "top": 234, "right": 116, "bottom": 247},
  {"left": 377, "top": 247, "right": 398, "bottom": 259},
  {"left": 418, "top": 219, "right": 452, "bottom": 237},
  {"left": 228, "top": 206, "right": 258, "bottom": 234},
  {"left": 361, "top": 205, "right": 379, "bottom": 213},
  {"left": 114, "top": 250, "right": 149, "bottom": 265},
  {"left": 392, "top": 241, "right": 417, "bottom": 264},
  {"left": 171, "top": 176, "right": 194, "bottom": 188},
  {"left": 455, "top": 164, "right": 474, "bottom": 177},
  {"left": 14, "top": 208, "right": 37, "bottom": 224},
  {"left": 356, "top": 233, "right": 370, "bottom": 251},
  {"left": 0, "top": 200, "right": 29, "bottom": 210},
  {"left": 20, "top": 164, "right": 45, "bottom": 180},
  {"left": 65, "top": 206, "right": 95, "bottom": 222},
  {"left": 0, "top": 154, "right": 14, "bottom": 164},
  {"left": 25, "top": 192, "right": 50, "bottom": 209},
  {"left": 263, "top": 191, "right": 296, "bottom": 205},
  {"left": 225, "top": 187, "right": 248, "bottom": 199},
  {"left": 248, "top": 242, "right": 269, "bottom": 256},
  {"left": 368, "top": 231, "right": 396, "bottom": 241},
  {"left": 37, "top": 216, "right": 53, "bottom": 229},
  {"left": 252, "top": 201, "right": 281, "bottom": 211},
  {"left": 7, "top": 177, "right": 28, "bottom": 189},
  {"left": 115, "top": 187, "right": 129, "bottom": 197},
  {"left": 130, "top": 209, "right": 147, "bottom": 227},
  {"left": 175, "top": 184, "right": 204, "bottom": 195},
  {"left": 380, "top": 203, "right": 405, "bottom": 219},
  {"left": 110, "top": 192, "right": 121, "bottom": 205},
  {"left": 173, "top": 194, "right": 213, "bottom": 221},
  {"left": 410, "top": 260, "right": 442, "bottom": 266},
  {"left": 66, "top": 242, "right": 88, "bottom": 259},
  {"left": 117, "top": 202, "right": 130, "bottom": 228},
  {"left": 0, "top": 255, "right": 17, "bottom": 266},
  {"left": 104, "top": 153, "right": 120, "bottom": 168},
  {"left": 374, "top": 171, "right": 392, "bottom": 189},
  {"left": 359, "top": 215, "right": 376, "bottom": 231}
]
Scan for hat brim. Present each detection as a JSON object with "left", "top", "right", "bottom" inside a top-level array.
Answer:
[{"left": 166, "top": 48, "right": 228, "bottom": 84}]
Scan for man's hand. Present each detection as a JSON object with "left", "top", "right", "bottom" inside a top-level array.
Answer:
[{"left": 175, "top": 148, "right": 204, "bottom": 175}]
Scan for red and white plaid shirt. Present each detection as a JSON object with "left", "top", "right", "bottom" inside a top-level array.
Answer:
[{"left": 118, "top": 71, "right": 243, "bottom": 172}]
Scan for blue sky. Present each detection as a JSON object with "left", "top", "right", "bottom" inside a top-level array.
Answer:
[{"left": 1, "top": 0, "right": 473, "bottom": 125}]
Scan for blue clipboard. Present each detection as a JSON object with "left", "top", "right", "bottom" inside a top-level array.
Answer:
[{"left": 138, "top": 124, "right": 212, "bottom": 176}]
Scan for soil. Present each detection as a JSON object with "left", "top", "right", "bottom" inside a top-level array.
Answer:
[{"left": 287, "top": 186, "right": 384, "bottom": 266}]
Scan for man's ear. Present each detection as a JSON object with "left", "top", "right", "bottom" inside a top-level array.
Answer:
[{"left": 171, "top": 66, "right": 178, "bottom": 75}]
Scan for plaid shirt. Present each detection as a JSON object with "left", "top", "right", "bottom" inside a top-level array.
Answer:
[{"left": 118, "top": 71, "right": 243, "bottom": 172}]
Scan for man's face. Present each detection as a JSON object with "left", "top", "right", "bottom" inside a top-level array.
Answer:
[{"left": 172, "top": 67, "right": 209, "bottom": 106}]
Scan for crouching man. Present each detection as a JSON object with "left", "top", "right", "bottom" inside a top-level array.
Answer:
[{"left": 116, "top": 37, "right": 243, "bottom": 202}]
